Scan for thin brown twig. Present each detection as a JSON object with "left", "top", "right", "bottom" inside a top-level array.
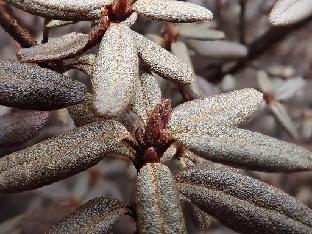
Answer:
[
  {"left": 239, "top": 0, "right": 247, "bottom": 45},
  {"left": 0, "top": 1, "right": 37, "bottom": 48}
]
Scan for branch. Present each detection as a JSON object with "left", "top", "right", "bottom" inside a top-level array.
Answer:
[{"left": 0, "top": 1, "right": 36, "bottom": 48}]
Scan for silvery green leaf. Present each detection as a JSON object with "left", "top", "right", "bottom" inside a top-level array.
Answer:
[
  {"left": 0, "top": 105, "right": 11, "bottom": 116},
  {"left": 131, "top": 70, "right": 161, "bottom": 124},
  {"left": 46, "top": 20, "right": 77, "bottom": 29},
  {"left": 0, "top": 121, "right": 130, "bottom": 192},
  {"left": 92, "top": 23, "right": 138, "bottom": 117},
  {"left": 176, "top": 163, "right": 312, "bottom": 233},
  {"left": 257, "top": 70, "right": 272, "bottom": 94},
  {"left": 270, "top": 101, "right": 299, "bottom": 139},
  {"left": 47, "top": 196, "right": 128, "bottom": 234},
  {"left": 71, "top": 54, "right": 96, "bottom": 77},
  {"left": 133, "top": 31, "right": 193, "bottom": 84},
  {"left": 0, "top": 111, "right": 49, "bottom": 147},
  {"left": 6, "top": 0, "right": 112, "bottom": 20},
  {"left": 136, "top": 163, "right": 186, "bottom": 234},
  {"left": 0, "top": 59, "right": 86, "bottom": 110},
  {"left": 132, "top": 0, "right": 213, "bottom": 23},
  {"left": 269, "top": 0, "right": 312, "bottom": 25},
  {"left": 169, "top": 89, "right": 264, "bottom": 133},
  {"left": 175, "top": 126, "right": 312, "bottom": 172},
  {"left": 177, "top": 24, "right": 225, "bottom": 40},
  {"left": 302, "top": 110, "right": 312, "bottom": 140},
  {"left": 187, "top": 40, "right": 247, "bottom": 59},
  {"left": 18, "top": 33, "right": 89, "bottom": 62},
  {"left": 274, "top": 77, "right": 305, "bottom": 101}
]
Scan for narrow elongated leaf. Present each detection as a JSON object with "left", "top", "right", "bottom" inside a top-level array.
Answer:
[
  {"left": 175, "top": 126, "right": 312, "bottom": 172},
  {"left": 0, "top": 111, "right": 49, "bottom": 147},
  {"left": 270, "top": 101, "right": 299, "bottom": 139},
  {"left": 0, "top": 121, "right": 131, "bottom": 192},
  {"left": 274, "top": 77, "right": 305, "bottom": 101},
  {"left": 46, "top": 20, "right": 76, "bottom": 29},
  {"left": 169, "top": 88, "right": 263, "bottom": 134},
  {"left": 177, "top": 24, "right": 225, "bottom": 40},
  {"left": 0, "top": 60, "right": 86, "bottom": 110},
  {"left": 132, "top": 0, "right": 213, "bottom": 23},
  {"left": 18, "top": 33, "right": 89, "bottom": 62},
  {"left": 269, "top": 0, "right": 312, "bottom": 25},
  {"left": 136, "top": 163, "right": 186, "bottom": 234},
  {"left": 67, "top": 93, "right": 103, "bottom": 127},
  {"left": 131, "top": 70, "right": 161, "bottom": 124},
  {"left": 256, "top": 70, "right": 272, "bottom": 94},
  {"left": 176, "top": 163, "right": 312, "bottom": 233},
  {"left": 180, "top": 194, "right": 211, "bottom": 231},
  {"left": 133, "top": 31, "right": 193, "bottom": 84},
  {"left": 6, "top": 0, "right": 112, "bottom": 20},
  {"left": 47, "top": 197, "right": 128, "bottom": 233},
  {"left": 71, "top": 54, "right": 96, "bottom": 77},
  {"left": 171, "top": 41, "right": 202, "bottom": 99},
  {"left": 92, "top": 23, "right": 138, "bottom": 117},
  {"left": 187, "top": 40, "right": 247, "bottom": 59}
]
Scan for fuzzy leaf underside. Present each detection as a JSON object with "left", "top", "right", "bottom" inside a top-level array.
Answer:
[
  {"left": 92, "top": 23, "right": 138, "bottom": 117},
  {"left": 132, "top": 0, "right": 213, "bottom": 23},
  {"left": 6, "top": 0, "right": 112, "bottom": 20},
  {"left": 0, "top": 60, "right": 86, "bottom": 110},
  {"left": 136, "top": 163, "right": 186, "bottom": 234},
  {"left": 18, "top": 33, "right": 89, "bottom": 62},
  {"left": 0, "top": 111, "right": 49, "bottom": 147},
  {"left": 187, "top": 40, "right": 247, "bottom": 59},
  {"left": 175, "top": 127, "right": 312, "bottom": 172},
  {"left": 133, "top": 31, "right": 193, "bottom": 84},
  {"left": 47, "top": 196, "right": 128, "bottom": 234},
  {"left": 0, "top": 121, "right": 130, "bottom": 192},
  {"left": 269, "top": 0, "right": 312, "bottom": 25},
  {"left": 130, "top": 70, "right": 161, "bottom": 124},
  {"left": 169, "top": 88, "right": 264, "bottom": 133},
  {"left": 176, "top": 163, "right": 312, "bottom": 234}
]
